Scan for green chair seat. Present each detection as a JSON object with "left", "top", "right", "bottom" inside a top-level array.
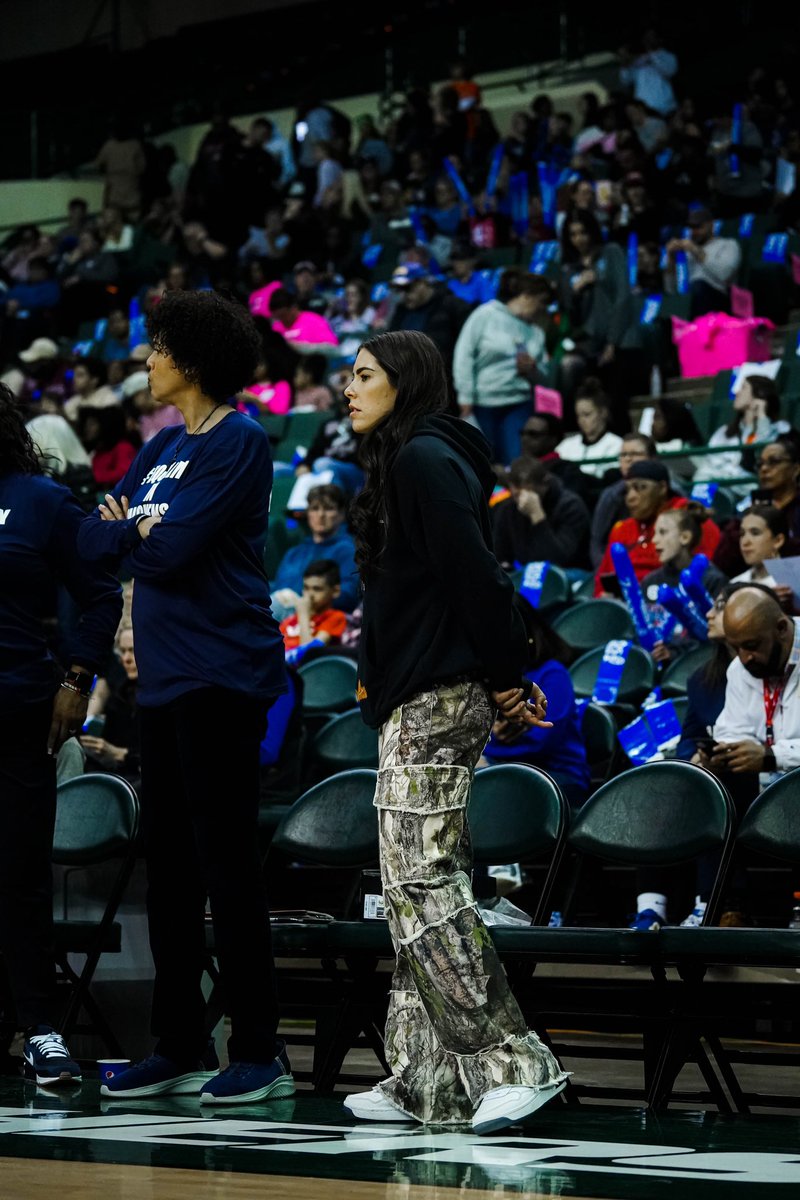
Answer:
[
  {"left": 569, "top": 643, "right": 656, "bottom": 705},
  {"left": 310, "top": 710, "right": 379, "bottom": 771},
  {"left": 660, "top": 643, "right": 715, "bottom": 697},
  {"left": 272, "top": 768, "right": 378, "bottom": 868},
  {"left": 553, "top": 599, "right": 635, "bottom": 651},
  {"left": 510, "top": 563, "right": 572, "bottom": 614},
  {"left": 298, "top": 655, "right": 359, "bottom": 714}
]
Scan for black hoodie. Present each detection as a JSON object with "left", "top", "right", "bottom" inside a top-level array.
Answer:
[{"left": 357, "top": 414, "right": 530, "bottom": 728}]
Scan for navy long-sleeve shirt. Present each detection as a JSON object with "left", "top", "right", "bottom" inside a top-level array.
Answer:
[
  {"left": 483, "top": 659, "right": 591, "bottom": 792},
  {"left": 0, "top": 472, "right": 122, "bottom": 713},
  {"left": 77, "top": 413, "right": 287, "bottom": 708},
  {"left": 676, "top": 664, "right": 727, "bottom": 760}
]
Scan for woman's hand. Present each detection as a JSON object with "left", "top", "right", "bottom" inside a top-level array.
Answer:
[
  {"left": 651, "top": 641, "right": 672, "bottom": 664},
  {"left": 99, "top": 494, "right": 129, "bottom": 521},
  {"left": 79, "top": 735, "right": 127, "bottom": 770},
  {"left": 458, "top": 403, "right": 474, "bottom": 418},
  {"left": 491, "top": 683, "right": 553, "bottom": 729}
]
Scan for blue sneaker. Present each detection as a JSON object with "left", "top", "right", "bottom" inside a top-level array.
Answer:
[
  {"left": 200, "top": 1041, "right": 294, "bottom": 1105},
  {"left": 629, "top": 908, "right": 664, "bottom": 931},
  {"left": 101, "top": 1042, "right": 219, "bottom": 1098},
  {"left": 23, "top": 1027, "right": 82, "bottom": 1086}
]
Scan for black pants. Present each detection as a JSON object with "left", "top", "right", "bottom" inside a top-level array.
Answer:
[
  {"left": 139, "top": 687, "right": 279, "bottom": 1065},
  {"left": 0, "top": 699, "right": 58, "bottom": 1029}
]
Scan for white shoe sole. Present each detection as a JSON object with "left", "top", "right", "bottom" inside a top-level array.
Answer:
[
  {"left": 343, "top": 1089, "right": 415, "bottom": 1122},
  {"left": 101, "top": 1069, "right": 219, "bottom": 1098},
  {"left": 472, "top": 1080, "right": 566, "bottom": 1135},
  {"left": 31, "top": 1071, "right": 82, "bottom": 1087},
  {"left": 199, "top": 1075, "right": 296, "bottom": 1105}
]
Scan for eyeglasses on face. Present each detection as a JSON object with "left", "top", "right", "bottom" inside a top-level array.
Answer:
[{"left": 756, "top": 455, "right": 793, "bottom": 468}]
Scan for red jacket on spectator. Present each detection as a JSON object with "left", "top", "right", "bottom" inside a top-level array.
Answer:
[{"left": 594, "top": 497, "right": 721, "bottom": 596}]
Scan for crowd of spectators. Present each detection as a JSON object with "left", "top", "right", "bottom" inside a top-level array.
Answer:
[{"left": 4, "top": 30, "right": 800, "bottom": 929}]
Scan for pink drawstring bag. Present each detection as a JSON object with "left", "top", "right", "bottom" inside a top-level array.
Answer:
[{"left": 672, "top": 312, "right": 774, "bottom": 378}]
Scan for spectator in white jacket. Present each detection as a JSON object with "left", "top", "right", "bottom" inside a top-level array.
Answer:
[
  {"left": 709, "top": 585, "right": 800, "bottom": 790},
  {"left": 555, "top": 379, "right": 622, "bottom": 479}
]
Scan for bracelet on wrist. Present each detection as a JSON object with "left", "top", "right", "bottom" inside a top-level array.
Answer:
[{"left": 63, "top": 670, "right": 94, "bottom": 698}]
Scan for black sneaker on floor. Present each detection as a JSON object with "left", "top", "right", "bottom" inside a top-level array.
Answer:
[{"left": 23, "top": 1027, "right": 82, "bottom": 1086}]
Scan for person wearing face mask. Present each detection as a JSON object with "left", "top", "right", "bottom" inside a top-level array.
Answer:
[
  {"left": 453, "top": 269, "right": 551, "bottom": 464},
  {"left": 594, "top": 459, "right": 720, "bottom": 596},
  {"left": 555, "top": 379, "right": 623, "bottom": 479},
  {"left": 695, "top": 375, "right": 790, "bottom": 486}
]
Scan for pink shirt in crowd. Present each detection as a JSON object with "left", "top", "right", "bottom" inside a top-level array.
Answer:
[
  {"left": 243, "top": 380, "right": 292, "bottom": 414},
  {"left": 272, "top": 310, "right": 339, "bottom": 348}
]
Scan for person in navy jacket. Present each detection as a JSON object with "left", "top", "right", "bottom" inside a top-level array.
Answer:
[
  {"left": 0, "top": 384, "right": 121, "bottom": 1086},
  {"left": 77, "top": 290, "right": 292, "bottom": 1106}
]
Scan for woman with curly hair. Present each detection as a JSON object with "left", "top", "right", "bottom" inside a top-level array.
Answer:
[
  {"left": 0, "top": 384, "right": 121, "bottom": 1086},
  {"left": 342, "top": 330, "right": 568, "bottom": 1133},
  {"left": 77, "top": 290, "right": 292, "bottom": 1105}
]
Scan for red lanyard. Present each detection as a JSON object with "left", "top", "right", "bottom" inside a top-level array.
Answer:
[{"left": 763, "top": 679, "right": 785, "bottom": 747}]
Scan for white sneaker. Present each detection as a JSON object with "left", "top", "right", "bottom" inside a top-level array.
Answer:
[
  {"left": 680, "top": 897, "right": 707, "bottom": 928},
  {"left": 343, "top": 1086, "right": 415, "bottom": 1122},
  {"left": 472, "top": 1080, "right": 566, "bottom": 1135}
]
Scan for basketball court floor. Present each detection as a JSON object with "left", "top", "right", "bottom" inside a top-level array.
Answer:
[{"left": 2, "top": 1075, "right": 799, "bottom": 1198}]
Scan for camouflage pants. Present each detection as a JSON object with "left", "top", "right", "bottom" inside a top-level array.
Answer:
[{"left": 374, "top": 679, "right": 567, "bottom": 1124}]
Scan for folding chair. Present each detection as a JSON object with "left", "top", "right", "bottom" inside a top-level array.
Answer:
[
  {"left": 569, "top": 643, "right": 656, "bottom": 706},
  {"left": 307, "top": 709, "right": 379, "bottom": 781},
  {"left": 654, "top": 767, "right": 800, "bottom": 1111},
  {"left": 506, "top": 761, "right": 735, "bottom": 1108},
  {"left": 660, "top": 643, "right": 715, "bottom": 697},
  {"left": 581, "top": 701, "right": 619, "bottom": 788},
  {"left": 53, "top": 773, "right": 140, "bottom": 1056},
  {"left": 297, "top": 655, "right": 358, "bottom": 716},
  {"left": 316, "top": 764, "right": 571, "bottom": 1091},
  {"left": 553, "top": 599, "right": 635, "bottom": 652}
]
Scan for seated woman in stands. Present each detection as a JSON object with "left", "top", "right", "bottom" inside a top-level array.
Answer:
[
  {"left": 712, "top": 432, "right": 800, "bottom": 577},
  {"left": 80, "top": 624, "right": 140, "bottom": 787},
  {"left": 555, "top": 378, "right": 622, "bottom": 479},
  {"left": 695, "top": 374, "right": 789, "bottom": 486},
  {"left": 649, "top": 396, "right": 703, "bottom": 479},
  {"left": 481, "top": 597, "right": 590, "bottom": 808}
]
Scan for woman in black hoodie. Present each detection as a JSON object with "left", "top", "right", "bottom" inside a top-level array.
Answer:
[{"left": 341, "top": 330, "right": 567, "bottom": 1133}]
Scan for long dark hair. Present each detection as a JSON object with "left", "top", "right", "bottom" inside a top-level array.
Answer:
[
  {"left": 0, "top": 383, "right": 41, "bottom": 477},
  {"left": 699, "top": 580, "right": 775, "bottom": 691},
  {"left": 350, "top": 330, "right": 448, "bottom": 578},
  {"left": 514, "top": 594, "right": 575, "bottom": 667},
  {"left": 725, "top": 373, "right": 781, "bottom": 438}
]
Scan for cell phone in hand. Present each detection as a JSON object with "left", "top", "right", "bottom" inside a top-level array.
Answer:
[{"left": 695, "top": 737, "right": 716, "bottom": 757}]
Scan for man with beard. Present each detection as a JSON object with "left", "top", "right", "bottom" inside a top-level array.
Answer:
[{"left": 709, "top": 585, "right": 800, "bottom": 790}]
